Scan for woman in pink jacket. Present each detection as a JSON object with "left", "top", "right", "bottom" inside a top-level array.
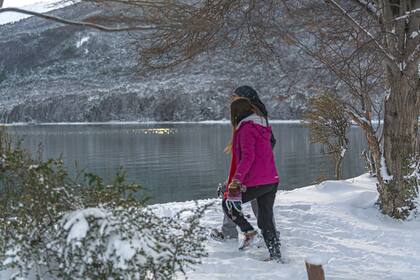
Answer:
[{"left": 222, "top": 97, "right": 282, "bottom": 261}]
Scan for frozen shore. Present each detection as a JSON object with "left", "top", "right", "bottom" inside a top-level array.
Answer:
[
  {"left": 2, "top": 174, "right": 420, "bottom": 280},
  {"left": 168, "top": 174, "right": 420, "bottom": 279}
]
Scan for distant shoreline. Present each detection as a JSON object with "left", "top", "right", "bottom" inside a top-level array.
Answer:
[
  {"left": 0, "top": 119, "right": 382, "bottom": 126},
  {"left": 1, "top": 120, "right": 303, "bottom": 126}
]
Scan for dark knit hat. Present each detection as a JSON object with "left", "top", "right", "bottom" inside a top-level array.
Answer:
[
  {"left": 233, "top": 86, "right": 268, "bottom": 117},
  {"left": 233, "top": 85, "right": 276, "bottom": 148}
]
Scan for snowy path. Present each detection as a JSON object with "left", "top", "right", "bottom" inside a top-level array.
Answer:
[
  {"left": 161, "top": 175, "right": 420, "bottom": 280},
  {"left": 2, "top": 174, "right": 420, "bottom": 279}
]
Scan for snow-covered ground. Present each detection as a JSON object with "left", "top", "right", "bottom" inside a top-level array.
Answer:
[
  {"left": 2, "top": 174, "right": 419, "bottom": 279},
  {"left": 155, "top": 174, "right": 420, "bottom": 280}
]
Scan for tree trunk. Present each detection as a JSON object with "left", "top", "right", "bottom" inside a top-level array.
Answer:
[
  {"left": 362, "top": 150, "right": 376, "bottom": 176},
  {"left": 0, "top": 0, "right": 3, "bottom": 8},
  {"left": 365, "top": 127, "right": 382, "bottom": 182},
  {"left": 346, "top": 111, "right": 383, "bottom": 184},
  {"left": 379, "top": 72, "right": 420, "bottom": 219},
  {"left": 335, "top": 155, "right": 343, "bottom": 180}
]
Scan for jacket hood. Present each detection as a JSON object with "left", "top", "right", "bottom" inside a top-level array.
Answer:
[
  {"left": 236, "top": 114, "right": 271, "bottom": 139},
  {"left": 237, "top": 114, "right": 267, "bottom": 128}
]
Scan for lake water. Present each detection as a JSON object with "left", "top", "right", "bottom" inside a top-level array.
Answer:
[{"left": 7, "top": 123, "right": 367, "bottom": 204}]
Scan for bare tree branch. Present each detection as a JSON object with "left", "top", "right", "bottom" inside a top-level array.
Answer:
[
  {"left": 324, "top": 0, "right": 397, "bottom": 65},
  {"left": 0, "top": 7, "right": 174, "bottom": 32},
  {"left": 394, "top": 7, "right": 420, "bottom": 21},
  {"left": 350, "top": 0, "right": 381, "bottom": 19}
]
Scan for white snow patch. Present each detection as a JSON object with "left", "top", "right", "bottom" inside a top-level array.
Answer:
[
  {"left": 356, "top": 0, "right": 380, "bottom": 17},
  {"left": 380, "top": 156, "right": 394, "bottom": 181},
  {"left": 305, "top": 255, "right": 330, "bottom": 266},
  {"left": 28, "top": 164, "right": 38, "bottom": 170},
  {"left": 394, "top": 8, "right": 420, "bottom": 21},
  {"left": 399, "top": 61, "right": 407, "bottom": 71},
  {"left": 340, "top": 147, "right": 347, "bottom": 158},
  {"left": 63, "top": 208, "right": 107, "bottom": 243},
  {"left": 76, "top": 36, "right": 90, "bottom": 48},
  {"left": 385, "top": 89, "right": 391, "bottom": 101}
]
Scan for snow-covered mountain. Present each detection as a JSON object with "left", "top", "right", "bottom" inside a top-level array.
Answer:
[{"left": 0, "top": 2, "right": 320, "bottom": 123}]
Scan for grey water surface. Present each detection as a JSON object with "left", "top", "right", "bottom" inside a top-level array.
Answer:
[{"left": 7, "top": 123, "right": 367, "bottom": 204}]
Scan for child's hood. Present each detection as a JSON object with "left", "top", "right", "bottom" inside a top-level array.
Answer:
[{"left": 236, "top": 114, "right": 271, "bottom": 139}]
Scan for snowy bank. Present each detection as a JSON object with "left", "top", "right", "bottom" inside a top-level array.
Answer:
[
  {"left": 157, "top": 174, "right": 420, "bottom": 280},
  {"left": 2, "top": 174, "right": 420, "bottom": 279}
]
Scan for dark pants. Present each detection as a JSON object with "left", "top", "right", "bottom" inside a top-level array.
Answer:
[
  {"left": 222, "top": 183, "right": 281, "bottom": 258},
  {"left": 221, "top": 199, "right": 259, "bottom": 239},
  {"left": 223, "top": 183, "right": 277, "bottom": 233}
]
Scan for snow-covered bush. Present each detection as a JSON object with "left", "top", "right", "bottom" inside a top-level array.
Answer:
[
  {"left": 49, "top": 205, "right": 208, "bottom": 280},
  {"left": 0, "top": 129, "right": 209, "bottom": 279},
  {"left": 0, "top": 130, "right": 82, "bottom": 279}
]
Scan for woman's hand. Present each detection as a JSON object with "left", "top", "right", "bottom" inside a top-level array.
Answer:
[
  {"left": 228, "top": 179, "right": 241, "bottom": 190},
  {"left": 228, "top": 179, "right": 246, "bottom": 196}
]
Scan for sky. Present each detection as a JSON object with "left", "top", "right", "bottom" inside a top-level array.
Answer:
[
  {"left": 3, "top": 0, "right": 55, "bottom": 8},
  {"left": 0, "top": 0, "right": 64, "bottom": 24}
]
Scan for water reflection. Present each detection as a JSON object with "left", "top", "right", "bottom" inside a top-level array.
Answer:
[
  {"left": 7, "top": 123, "right": 367, "bottom": 204},
  {"left": 139, "top": 128, "right": 177, "bottom": 135}
]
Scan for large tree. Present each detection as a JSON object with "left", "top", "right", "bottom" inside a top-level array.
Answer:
[
  {"left": 321, "top": 0, "right": 420, "bottom": 219},
  {"left": 277, "top": 0, "right": 420, "bottom": 219},
  {"left": 372, "top": 0, "right": 420, "bottom": 219},
  {"left": 1, "top": 0, "right": 419, "bottom": 219}
]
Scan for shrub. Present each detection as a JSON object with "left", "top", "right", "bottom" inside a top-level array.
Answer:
[
  {"left": 0, "top": 129, "right": 209, "bottom": 279},
  {"left": 303, "top": 92, "right": 351, "bottom": 180},
  {"left": 49, "top": 204, "right": 208, "bottom": 280}
]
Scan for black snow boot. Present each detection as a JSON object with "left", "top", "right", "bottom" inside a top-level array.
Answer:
[{"left": 263, "top": 230, "right": 282, "bottom": 261}]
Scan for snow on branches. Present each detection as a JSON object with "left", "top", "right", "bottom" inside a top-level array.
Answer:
[
  {"left": 49, "top": 204, "right": 209, "bottom": 279},
  {"left": 0, "top": 129, "right": 209, "bottom": 280}
]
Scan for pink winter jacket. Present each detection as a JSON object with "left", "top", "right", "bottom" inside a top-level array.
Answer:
[{"left": 232, "top": 115, "right": 279, "bottom": 188}]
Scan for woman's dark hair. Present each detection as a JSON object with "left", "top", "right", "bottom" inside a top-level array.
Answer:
[
  {"left": 230, "top": 97, "right": 263, "bottom": 128},
  {"left": 225, "top": 97, "right": 264, "bottom": 153},
  {"left": 234, "top": 86, "right": 268, "bottom": 118},
  {"left": 233, "top": 85, "right": 276, "bottom": 149}
]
